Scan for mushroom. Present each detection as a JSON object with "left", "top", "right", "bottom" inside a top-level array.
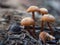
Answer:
[
  {"left": 39, "top": 31, "right": 55, "bottom": 45},
  {"left": 39, "top": 8, "right": 48, "bottom": 15},
  {"left": 27, "top": 6, "right": 39, "bottom": 35},
  {"left": 40, "top": 14, "right": 55, "bottom": 35},
  {"left": 39, "top": 8, "right": 48, "bottom": 33},
  {"left": 21, "top": 17, "right": 37, "bottom": 38}
]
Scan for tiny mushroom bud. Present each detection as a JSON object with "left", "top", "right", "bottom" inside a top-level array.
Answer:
[{"left": 39, "top": 8, "right": 48, "bottom": 15}]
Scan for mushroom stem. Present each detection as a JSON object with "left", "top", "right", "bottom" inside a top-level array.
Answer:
[
  {"left": 32, "top": 12, "right": 36, "bottom": 36},
  {"left": 41, "top": 21, "right": 44, "bottom": 32},
  {"left": 32, "top": 29, "right": 37, "bottom": 39},
  {"left": 41, "top": 13, "right": 44, "bottom": 16},
  {"left": 25, "top": 26, "right": 30, "bottom": 33},
  {"left": 25, "top": 26, "right": 37, "bottom": 39},
  {"left": 44, "top": 42, "right": 46, "bottom": 45},
  {"left": 47, "top": 22, "right": 54, "bottom": 35},
  {"left": 32, "top": 12, "right": 35, "bottom": 20}
]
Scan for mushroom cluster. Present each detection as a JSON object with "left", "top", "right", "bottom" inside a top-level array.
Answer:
[{"left": 20, "top": 6, "right": 56, "bottom": 40}]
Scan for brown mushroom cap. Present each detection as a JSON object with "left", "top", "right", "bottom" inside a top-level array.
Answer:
[
  {"left": 21, "top": 17, "right": 35, "bottom": 26},
  {"left": 27, "top": 6, "right": 39, "bottom": 12},
  {"left": 39, "top": 31, "right": 47, "bottom": 41},
  {"left": 40, "top": 14, "right": 55, "bottom": 23},
  {"left": 39, "top": 8, "right": 48, "bottom": 14},
  {"left": 39, "top": 31, "right": 55, "bottom": 41}
]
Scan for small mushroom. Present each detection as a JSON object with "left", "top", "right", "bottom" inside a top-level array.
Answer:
[
  {"left": 39, "top": 8, "right": 48, "bottom": 15},
  {"left": 27, "top": 6, "right": 39, "bottom": 20},
  {"left": 40, "top": 14, "right": 55, "bottom": 35},
  {"left": 39, "top": 31, "right": 55, "bottom": 45},
  {"left": 39, "top": 8, "right": 48, "bottom": 32},
  {"left": 21, "top": 17, "right": 37, "bottom": 38},
  {"left": 27, "top": 6, "right": 39, "bottom": 35}
]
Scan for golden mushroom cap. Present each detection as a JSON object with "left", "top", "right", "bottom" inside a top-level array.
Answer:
[
  {"left": 21, "top": 17, "right": 35, "bottom": 26},
  {"left": 40, "top": 14, "right": 55, "bottom": 23},
  {"left": 27, "top": 6, "right": 39, "bottom": 12},
  {"left": 39, "top": 31, "right": 55, "bottom": 41},
  {"left": 39, "top": 31, "right": 47, "bottom": 40},
  {"left": 39, "top": 8, "right": 48, "bottom": 14}
]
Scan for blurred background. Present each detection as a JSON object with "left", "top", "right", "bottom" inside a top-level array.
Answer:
[{"left": 0, "top": 0, "right": 60, "bottom": 30}]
